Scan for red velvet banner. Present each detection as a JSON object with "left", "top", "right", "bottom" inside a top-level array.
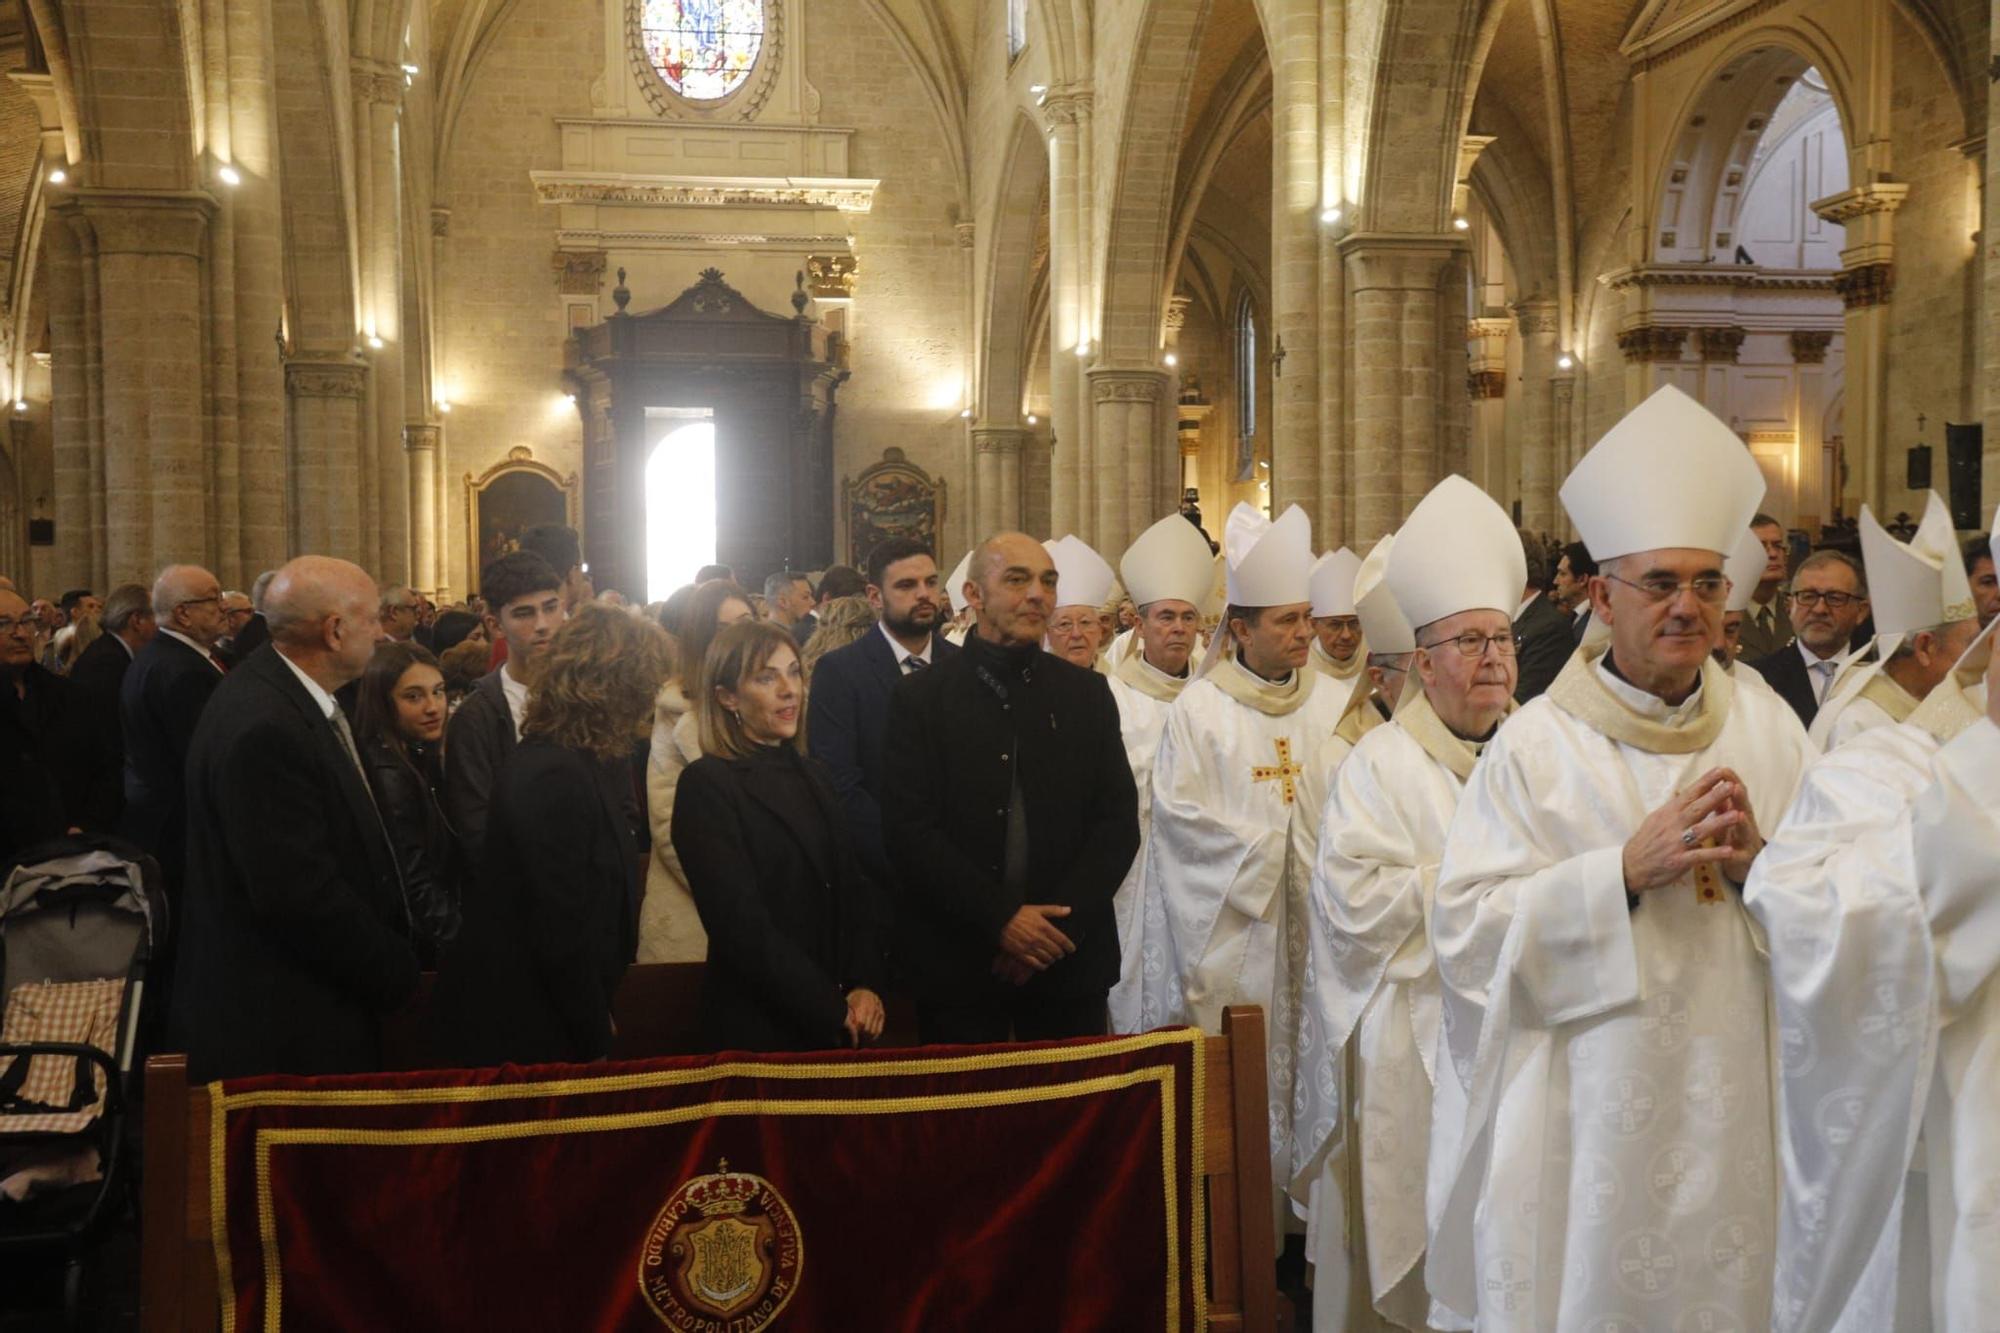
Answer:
[{"left": 208, "top": 1031, "right": 1207, "bottom": 1332}]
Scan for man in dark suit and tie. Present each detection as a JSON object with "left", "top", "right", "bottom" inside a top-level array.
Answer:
[
  {"left": 807, "top": 538, "right": 959, "bottom": 918},
  {"left": 1513, "top": 547, "right": 1575, "bottom": 702},
  {"left": 1734, "top": 513, "right": 1794, "bottom": 661},
  {"left": 1747, "top": 549, "right": 1869, "bottom": 729},
  {"left": 172, "top": 556, "right": 421, "bottom": 1081},
  {"left": 1552, "top": 541, "right": 1598, "bottom": 644},
  {"left": 62, "top": 582, "right": 155, "bottom": 831},
  {"left": 119, "top": 565, "right": 230, "bottom": 889}
]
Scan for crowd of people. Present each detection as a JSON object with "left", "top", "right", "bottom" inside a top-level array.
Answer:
[{"left": 4, "top": 383, "right": 2000, "bottom": 1327}]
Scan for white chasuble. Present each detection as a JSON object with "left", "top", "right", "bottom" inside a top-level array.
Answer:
[
  {"left": 1106, "top": 651, "right": 1188, "bottom": 1033},
  {"left": 1145, "top": 655, "right": 1345, "bottom": 1189},
  {"left": 1428, "top": 648, "right": 1812, "bottom": 1331},
  {"left": 1746, "top": 663, "right": 1994, "bottom": 1331},
  {"left": 1808, "top": 657, "right": 1920, "bottom": 752},
  {"left": 1310, "top": 639, "right": 1368, "bottom": 720},
  {"left": 1293, "top": 684, "right": 1490, "bottom": 1331}
]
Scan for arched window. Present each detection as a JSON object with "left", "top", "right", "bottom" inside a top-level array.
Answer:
[
  {"left": 1007, "top": 0, "right": 1027, "bottom": 60},
  {"left": 640, "top": 0, "right": 768, "bottom": 103},
  {"left": 1234, "top": 291, "right": 1258, "bottom": 448}
]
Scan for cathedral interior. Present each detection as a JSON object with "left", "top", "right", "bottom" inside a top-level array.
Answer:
[{"left": 0, "top": 0, "right": 1994, "bottom": 598}]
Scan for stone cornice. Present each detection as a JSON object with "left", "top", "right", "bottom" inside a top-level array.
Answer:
[
  {"left": 54, "top": 189, "right": 216, "bottom": 257},
  {"left": 1600, "top": 263, "right": 1840, "bottom": 293},
  {"left": 529, "top": 172, "right": 879, "bottom": 213},
  {"left": 1809, "top": 184, "right": 1910, "bottom": 225}
]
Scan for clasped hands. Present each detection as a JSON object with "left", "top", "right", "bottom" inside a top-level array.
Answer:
[
  {"left": 1622, "top": 766, "right": 1765, "bottom": 895},
  {"left": 843, "top": 988, "right": 885, "bottom": 1047},
  {"left": 991, "top": 903, "right": 1076, "bottom": 987}
]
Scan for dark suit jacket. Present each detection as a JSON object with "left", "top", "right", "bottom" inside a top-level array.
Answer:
[
  {"left": 443, "top": 666, "right": 517, "bottom": 869},
  {"left": 219, "top": 612, "right": 269, "bottom": 669},
  {"left": 0, "top": 662, "right": 76, "bottom": 862},
  {"left": 1747, "top": 642, "right": 1826, "bottom": 729},
  {"left": 673, "top": 746, "right": 882, "bottom": 1053},
  {"left": 1735, "top": 592, "right": 1792, "bottom": 663},
  {"left": 170, "top": 647, "right": 421, "bottom": 1080},
  {"left": 1571, "top": 606, "right": 1593, "bottom": 645},
  {"left": 433, "top": 740, "right": 639, "bottom": 1066},
  {"left": 805, "top": 627, "right": 959, "bottom": 890},
  {"left": 61, "top": 632, "right": 133, "bottom": 830},
  {"left": 117, "top": 633, "right": 223, "bottom": 884},
  {"left": 1513, "top": 593, "right": 1575, "bottom": 703},
  {"left": 791, "top": 611, "right": 819, "bottom": 646},
  {"left": 881, "top": 636, "right": 1140, "bottom": 1004}
]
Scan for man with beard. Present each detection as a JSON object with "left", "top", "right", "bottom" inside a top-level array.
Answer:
[{"left": 807, "top": 537, "right": 959, "bottom": 932}]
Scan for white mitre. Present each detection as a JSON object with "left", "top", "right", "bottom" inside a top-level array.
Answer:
[
  {"left": 1385, "top": 476, "right": 1526, "bottom": 630},
  {"left": 945, "top": 551, "right": 974, "bottom": 613},
  {"left": 1354, "top": 534, "right": 1416, "bottom": 654},
  {"left": 1223, "top": 503, "right": 1314, "bottom": 607},
  {"left": 1723, "top": 527, "right": 1768, "bottom": 613},
  {"left": 1858, "top": 491, "right": 1976, "bottom": 636},
  {"left": 1560, "top": 384, "right": 1765, "bottom": 559},
  {"left": 1045, "top": 534, "right": 1116, "bottom": 611},
  {"left": 1122, "top": 514, "right": 1214, "bottom": 609},
  {"left": 1309, "top": 547, "right": 1363, "bottom": 618}
]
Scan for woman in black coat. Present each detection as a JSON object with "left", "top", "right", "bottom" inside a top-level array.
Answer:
[
  {"left": 434, "top": 604, "right": 672, "bottom": 1066},
  {"left": 673, "top": 620, "right": 884, "bottom": 1053},
  {"left": 353, "top": 642, "right": 460, "bottom": 963}
]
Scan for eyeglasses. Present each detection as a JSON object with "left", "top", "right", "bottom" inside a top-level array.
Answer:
[
  {"left": 1603, "top": 573, "right": 1729, "bottom": 605},
  {"left": 0, "top": 616, "right": 36, "bottom": 637},
  {"left": 1048, "top": 617, "right": 1094, "bottom": 636},
  {"left": 1791, "top": 589, "right": 1862, "bottom": 611},
  {"left": 176, "top": 595, "right": 222, "bottom": 610},
  {"left": 1418, "top": 631, "right": 1521, "bottom": 658}
]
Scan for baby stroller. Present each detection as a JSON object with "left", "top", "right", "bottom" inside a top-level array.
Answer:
[{"left": 0, "top": 835, "right": 163, "bottom": 1326}]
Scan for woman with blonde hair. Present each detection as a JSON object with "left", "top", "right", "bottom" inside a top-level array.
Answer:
[
  {"left": 436, "top": 603, "right": 671, "bottom": 1065},
  {"left": 640, "top": 579, "right": 754, "bottom": 961},
  {"left": 673, "top": 620, "right": 885, "bottom": 1052},
  {"left": 52, "top": 610, "right": 102, "bottom": 675},
  {"left": 797, "top": 592, "right": 876, "bottom": 683}
]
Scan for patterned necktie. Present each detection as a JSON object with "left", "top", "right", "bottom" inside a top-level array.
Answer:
[
  {"left": 1811, "top": 660, "right": 1836, "bottom": 702},
  {"left": 329, "top": 708, "right": 373, "bottom": 795},
  {"left": 903, "top": 654, "right": 928, "bottom": 675}
]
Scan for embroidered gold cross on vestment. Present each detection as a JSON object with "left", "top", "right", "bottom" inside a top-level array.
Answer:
[{"left": 1252, "top": 737, "right": 1304, "bottom": 806}]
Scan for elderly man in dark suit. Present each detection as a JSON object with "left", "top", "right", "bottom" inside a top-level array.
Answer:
[
  {"left": 118, "top": 565, "right": 229, "bottom": 888},
  {"left": 1747, "top": 549, "right": 1870, "bottom": 728},
  {"left": 807, "top": 537, "right": 958, "bottom": 900},
  {"left": 882, "top": 532, "right": 1139, "bottom": 1044},
  {"left": 172, "top": 556, "right": 421, "bottom": 1081},
  {"left": 1512, "top": 545, "right": 1575, "bottom": 702},
  {"left": 62, "top": 582, "right": 155, "bottom": 830}
]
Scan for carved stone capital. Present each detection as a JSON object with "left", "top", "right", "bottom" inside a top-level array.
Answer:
[
  {"left": 971, "top": 426, "right": 1028, "bottom": 456},
  {"left": 1789, "top": 329, "right": 1835, "bottom": 364},
  {"left": 55, "top": 189, "right": 214, "bottom": 257},
  {"left": 1512, "top": 301, "right": 1559, "bottom": 337},
  {"left": 1833, "top": 262, "right": 1894, "bottom": 309},
  {"left": 1166, "top": 295, "right": 1192, "bottom": 334},
  {"left": 1088, "top": 368, "right": 1169, "bottom": 404},
  {"left": 403, "top": 424, "right": 441, "bottom": 452},
  {"left": 431, "top": 208, "right": 452, "bottom": 238},
  {"left": 1468, "top": 317, "right": 1512, "bottom": 343},
  {"left": 1039, "top": 85, "right": 1094, "bottom": 130},
  {"left": 1468, "top": 369, "right": 1507, "bottom": 400},
  {"left": 1696, "top": 325, "right": 1747, "bottom": 363},
  {"left": 1616, "top": 325, "right": 1689, "bottom": 364},
  {"left": 285, "top": 357, "right": 369, "bottom": 399},
  {"left": 351, "top": 59, "right": 405, "bottom": 106},
  {"left": 954, "top": 221, "right": 975, "bottom": 249},
  {"left": 551, "top": 249, "right": 607, "bottom": 295}
]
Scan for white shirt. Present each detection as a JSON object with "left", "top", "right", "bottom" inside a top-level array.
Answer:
[
  {"left": 273, "top": 648, "right": 338, "bottom": 720},
  {"left": 1593, "top": 654, "right": 1704, "bottom": 726},
  {"left": 162, "top": 628, "right": 223, "bottom": 672},
  {"left": 879, "top": 621, "right": 933, "bottom": 674},
  {"left": 1796, "top": 638, "right": 1851, "bottom": 702},
  {"left": 501, "top": 664, "right": 530, "bottom": 738}
]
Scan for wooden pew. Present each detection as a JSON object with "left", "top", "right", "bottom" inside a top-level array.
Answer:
[{"left": 139, "top": 973, "right": 1279, "bottom": 1330}]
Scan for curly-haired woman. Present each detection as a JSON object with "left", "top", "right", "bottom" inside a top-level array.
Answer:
[{"left": 435, "top": 603, "right": 672, "bottom": 1065}]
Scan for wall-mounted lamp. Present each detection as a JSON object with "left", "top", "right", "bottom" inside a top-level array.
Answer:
[
  {"left": 1319, "top": 207, "right": 1342, "bottom": 226},
  {"left": 436, "top": 399, "right": 453, "bottom": 415},
  {"left": 1556, "top": 353, "right": 1575, "bottom": 371},
  {"left": 1164, "top": 353, "right": 1178, "bottom": 368},
  {"left": 218, "top": 165, "right": 242, "bottom": 187},
  {"left": 1452, "top": 216, "right": 1470, "bottom": 232},
  {"left": 12, "top": 400, "right": 27, "bottom": 414},
  {"left": 46, "top": 168, "right": 65, "bottom": 185},
  {"left": 1026, "top": 414, "right": 1038, "bottom": 425},
  {"left": 958, "top": 408, "right": 973, "bottom": 420},
  {"left": 366, "top": 334, "right": 385, "bottom": 350}
]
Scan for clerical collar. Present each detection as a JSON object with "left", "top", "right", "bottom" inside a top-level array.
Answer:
[{"left": 1596, "top": 653, "right": 1703, "bottom": 725}]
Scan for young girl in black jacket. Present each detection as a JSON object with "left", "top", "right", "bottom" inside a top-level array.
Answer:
[{"left": 353, "top": 641, "right": 460, "bottom": 963}]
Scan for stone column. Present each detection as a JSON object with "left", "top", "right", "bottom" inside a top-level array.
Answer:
[
  {"left": 1467, "top": 317, "right": 1510, "bottom": 501},
  {"left": 1695, "top": 326, "right": 1746, "bottom": 418},
  {"left": 1513, "top": 299, "right": 1560, "bottom": 533},
  {"left": 1812, "top": 183, "right": 1907, "bottom": 513},
  {"left": 1439, "top": 256, "right": 1473, "bottom": 481},
  {"left": 1042, "top": 87, "right": 1092, "bottom": 538},
  {"left": 55, "top": 192, "right": 215, "bottom": 584},
  {"left": 1087, "top": 366, "right": 1172, "bottom": 556},
  {"left": 1340, "top": 236, "right": 1459, "bottom": 536},
  {"left": 353, "top": 58, "right": 410, "bottom": 581},
  {"left": 1791, "top": 330, "right": 1836, "bottom": 533},
  {"left": 971, "top": 425, "right": 1028, "bottom": 536},
  {"left": 1270, "top": 2, "right": 1322, "bottom": 532},
  {"left": 285, "top": 358, "right": 369, "bottom": 562},
  {"left": 404, "top": 423, "right": 440, "bottom": 595}
]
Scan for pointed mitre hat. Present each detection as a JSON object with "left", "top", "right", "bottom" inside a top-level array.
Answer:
[
  {"left": 1560, "top": 384, "right": 1766, "bottom": 560},
  {"left": 1122, "top": 514, "right": 1215, "bottom": 610},
  {"left": 1309, "top": 548, "right": 1363, "bottom": 618},
  {"left": 1223, "top": 502, "right": 1314, "bottom": 607},
  {"left": 945, "top": 550, "right": 975, "bottom": 613},
  {"left": 1858, "top": 491, "right": 1976, "bottom": 636},
  {"left": 1044, "top": 535, "right": 1116, "bottom": 611},
  {"left": 1386, "top": 476, "right": 1527, "bottom": 631},
  {"left": 1354, "top": 533, "right": 1416, "bottom": 653},
  {"left": 1723, "top": 527, "right": 1769, "bottom": 613}
]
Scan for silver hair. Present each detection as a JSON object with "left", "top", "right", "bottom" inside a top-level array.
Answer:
[{"left": 151, "top": 565, "right": 214, "bottom": 621}]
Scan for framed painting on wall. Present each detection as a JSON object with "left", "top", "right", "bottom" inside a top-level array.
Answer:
[
  {"left": 843, "top": 448, "right": 944, "bottom": 568},
  {"left": 465, "top": 448, "right": 581, "bottom": 594}
]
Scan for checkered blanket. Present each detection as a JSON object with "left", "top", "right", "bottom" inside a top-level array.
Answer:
[{"left": 0, "top": 977, "right": 126, "bottom": 1135}]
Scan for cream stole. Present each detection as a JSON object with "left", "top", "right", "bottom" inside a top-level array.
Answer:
[{"left": 1544, "top": 640, "right": 1734, "bottom": 754}]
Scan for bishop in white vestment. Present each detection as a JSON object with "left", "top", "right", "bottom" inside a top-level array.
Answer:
[
  {"left": 1147, "top": 503, "right": 1344, "bottom": 1199},
  {"left": 1309, "top": 547, "right": 1368, "bottom": 717},
  {"left": 1291, "top": 477, "right": 1524, "bottom": 1332},
  {"left": 1428, "top": 386, "right": 1813, "bottom": 1330},
  {"left": 1104, "top": 514, "right": 1212, "bottom": 1032}
]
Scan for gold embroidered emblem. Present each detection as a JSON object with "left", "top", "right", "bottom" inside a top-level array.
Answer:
[
  {"left": 639, "top": 1158, "right": 802, "bottom": 1330},
  {"left": 1251, "top": 737, "right": 1304, "bottom": 806}
]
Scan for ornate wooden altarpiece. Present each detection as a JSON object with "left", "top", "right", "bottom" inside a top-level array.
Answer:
[{"left": 563, "top": 267, "right": 846, "bottom": 596}]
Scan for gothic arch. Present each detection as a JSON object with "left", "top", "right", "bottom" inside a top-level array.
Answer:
[
  {"left": 25, "top": 0, "right": 198, "bottom": 192},
  {"left": 1353, "top": 0, "right": 1488, "bottom": 234},
  {"left": 979, "top": 114, "right": 1049, "bottom": 426}
]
